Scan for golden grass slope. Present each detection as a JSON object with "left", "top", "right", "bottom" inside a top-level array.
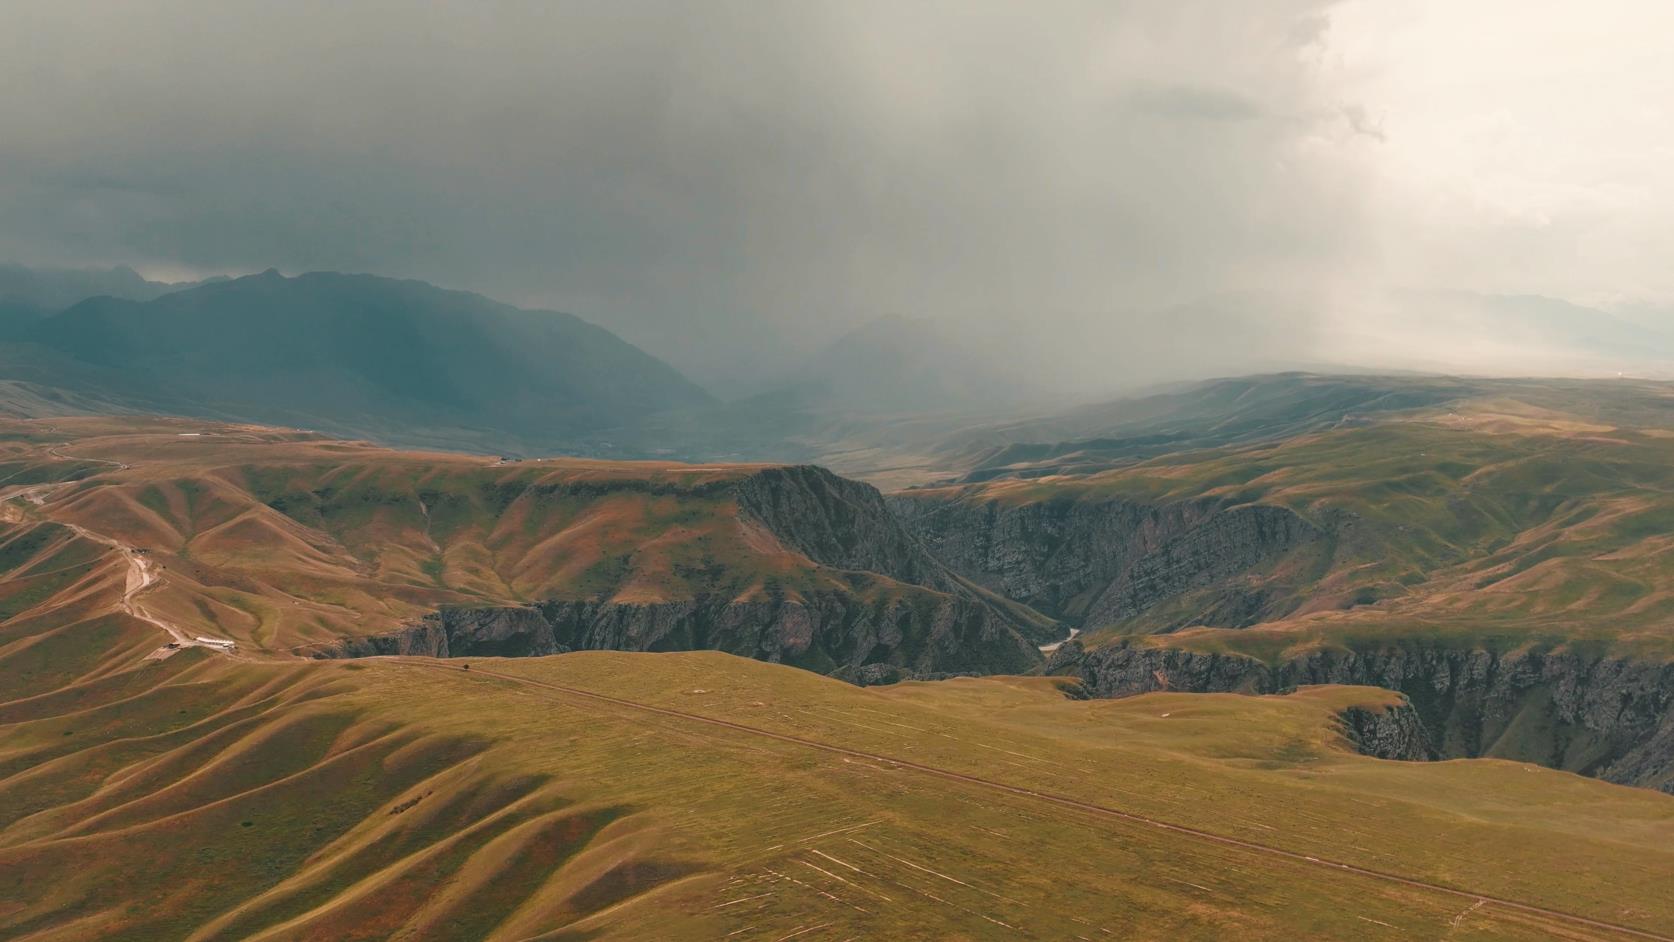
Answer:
[
  {"left": 5, "top": 630, "right": 1674, "bottom": 936},
  {"left": 1, "top": 506, "right": 1672, "bottom": 939},
  {"left": 5, "top": 412, "right": 1674, "bottom": 939}
]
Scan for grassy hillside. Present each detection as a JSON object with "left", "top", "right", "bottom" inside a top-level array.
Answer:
[
  {"left": 933, "top": 372, "right": 1476, "bottom": 481},
  {"left": 3, "top": 537, "right": 1672, "bottom": 939},
  {"left": 5, "top": 402, "right": 1674, "bottom": 937}
]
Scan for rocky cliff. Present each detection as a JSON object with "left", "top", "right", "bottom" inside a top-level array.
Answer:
[
  {"left": 1047, "top": 640, "right": 1674, "bottom": 792},
  {"left": 1336, "top": 701, "right": 1431, "bottom": 761},
  {"left": 740, "top": 466, "right": 961, "bottom": 593},
  {"left": 890, "top": 492, "right": 1323, "bottom": 632},
  {"left": 308, "top": 464, "right": 1050, "bottom": 678},
  {"left": 310, "top": 589, "right": 1041, "bottom": 678}
]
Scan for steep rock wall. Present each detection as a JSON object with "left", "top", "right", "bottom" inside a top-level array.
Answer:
[
  {"left": 310, "top": 590, "right": 1042, "bottom": 679},
  {"left": 1048, "top": 641, "right": 1674, "bottom": 792},
  {"left": 1337, "top": 702, "right": 1432, "bottom": 761},
  {"left": 890, "top": 494, "right": 1321, "bottom": 630},
  {"left": 308, "top": 463, "right": 1053, "bottom": 679},
  {"left": 740, "top": 466, "right": 959, "bottom": 593}
]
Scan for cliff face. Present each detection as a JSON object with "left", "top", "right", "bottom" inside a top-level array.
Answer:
[
  {"left": 311, "top": 590, "right": 1040, "bottom": 678},
  {"left": 1336, "top": 702, "right": 1431, "bottom": 761},
  {"left": 739, "top": 466, "right": 960, "bottom": 593},
  {"left": 741, "top": 466, "right": 1059, "bottom": 645},
  {"left": 311, "top": 464, "right": 1050, "bottom": 678},
  {"left": 1048, "top": 641, "right": 1674, "bottom": 793},
  {"left": 890, "top": 493, "right": 1322, "bottom": 631}
]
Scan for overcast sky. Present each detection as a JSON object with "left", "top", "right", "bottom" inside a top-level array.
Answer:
[{"left": 4, "top": 1, "right": 1671, "bottom": 394}]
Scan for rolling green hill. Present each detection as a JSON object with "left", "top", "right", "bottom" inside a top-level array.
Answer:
[{"left": 930, "top": 372, "right": 1674, "bottom": 483}]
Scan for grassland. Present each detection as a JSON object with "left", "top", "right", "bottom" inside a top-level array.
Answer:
[
  {"left": 5, "top": 567, "right": 1674, "bottom": 939},
  {"left": 5, "top": 404, "right": 1674, "bottom": 938}
]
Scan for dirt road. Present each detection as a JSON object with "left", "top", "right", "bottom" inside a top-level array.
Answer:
[
  {"left": 2, "top": 479, "right": 198, "bottom": 655},
  {"left": 5, "top": 440, "right": 233, "bottom": 658},
  {"left": 76, "top": 520, "right": 194, "bottom": 648}
]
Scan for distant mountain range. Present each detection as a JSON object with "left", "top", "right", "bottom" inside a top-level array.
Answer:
[
  {"left": 5, "top": 267, "right": 713, "bottom": 453},
  {"left": 3, "top": 261, "right": 1671, "bottom": 463}
]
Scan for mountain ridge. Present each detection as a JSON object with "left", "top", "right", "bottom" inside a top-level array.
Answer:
[{"left": 26, "top": 269, "right": 715, "bottom": 452}]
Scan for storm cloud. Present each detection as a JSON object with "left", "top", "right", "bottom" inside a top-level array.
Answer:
[{"left": 3, "top": 2, "right": 1669, "bottom": 395}]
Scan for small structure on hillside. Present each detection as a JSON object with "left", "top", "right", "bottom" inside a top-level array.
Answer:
[{"left": 194, "top": 636, "right": 237, "bottom": 650}]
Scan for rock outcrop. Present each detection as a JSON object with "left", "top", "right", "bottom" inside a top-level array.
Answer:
[
  {"left": 310, "top": 590, "right": 1041, "bottom": 678},
  {"left": 738, "top": 465, "right": 1057, "bottom": 643},
  {"left": 1047, "top": 640, "right": 1674, "bottom": 792},
  {"left": 740, "top": 466, "right": 961, "bottom": 593},
  {"left": 1336, "top": 701, "right": 1431, "bottom": 761}
]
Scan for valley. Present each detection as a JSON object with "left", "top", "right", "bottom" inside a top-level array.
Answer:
[
  {"left": 893, "top": 377, "right": 1674, "bottom": 792},
  {"left": 5, "top": 375, "right": 1674, "bottom": 939},
  {"left": 8, "top": 7, "right": 1672, "bottom": 937}
]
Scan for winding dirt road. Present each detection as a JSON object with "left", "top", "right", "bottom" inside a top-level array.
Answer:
[
  {"left": 6, "top": 439, "right": 231, "bottom": 658},
  {"left": 66, "top": 515, "right": 196, "bottom": 650}
]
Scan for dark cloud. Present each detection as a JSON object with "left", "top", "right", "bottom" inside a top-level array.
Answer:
[{"left": 0, "top": 1, "right": 1369, "bottom": 397}]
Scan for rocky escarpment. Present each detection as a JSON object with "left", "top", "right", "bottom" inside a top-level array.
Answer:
[
  {"left": 306, "top": 463, "right": 1053, "bottom": 680},
  {"left": 890, "top": 493, "right": 1322, "bottom": 632},
  {"left": 309, "top": 589, "right": 1041, "bottom": 678},
  {"left": 1337, "top": 701, "right": 1431, "bottom": 761},
  {"left": 740, "top": 466, "right": 962, "bottom": 594},
  {"left": 1047, "top": 641, "right": 1674, "bottom": 792},
  {"left": 742, "top": 466, "right": 1059, "bottom": 645}
]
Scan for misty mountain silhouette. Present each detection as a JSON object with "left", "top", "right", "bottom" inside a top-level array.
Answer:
[{"left": 28, "top": 269, "right": 712, "bottom": 449}]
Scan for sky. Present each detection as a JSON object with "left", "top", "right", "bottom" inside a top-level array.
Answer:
[{"left": 3, "top": 1, "right": 1671, "bottom": 397}]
